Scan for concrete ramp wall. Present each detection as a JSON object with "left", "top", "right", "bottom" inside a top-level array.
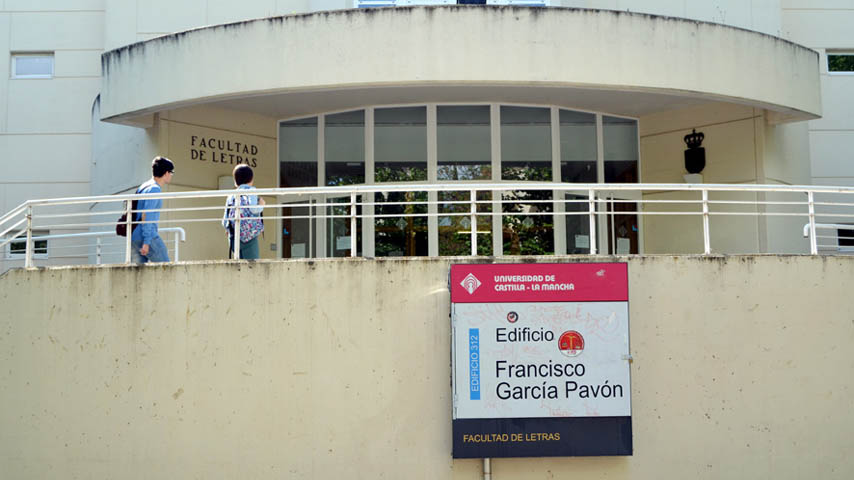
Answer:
[{"left": 1, "top": 256, "right": 852, "bottom": 479}]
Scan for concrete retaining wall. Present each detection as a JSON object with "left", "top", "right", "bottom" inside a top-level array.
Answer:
[{"left": 1, "top": 256, "right": 853, "bottom": 478}]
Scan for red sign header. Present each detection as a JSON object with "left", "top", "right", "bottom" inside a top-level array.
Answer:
[{"left": 450, "top": 263, "right": 628, "bottom": 303}]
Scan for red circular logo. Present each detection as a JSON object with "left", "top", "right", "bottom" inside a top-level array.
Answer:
[
  {"left": 507, "top": 311, "right": 518, "bottom": 323},
  {"left": 558, "top": 331, "right": 584, "bottom": 357}
]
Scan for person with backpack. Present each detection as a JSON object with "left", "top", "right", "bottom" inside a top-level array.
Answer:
[
  {"left": 222, "top": 164, "right": 265, "bottom": 259},
  {"left": 131, "top": 156, "right": 175, "bottom": 263}
]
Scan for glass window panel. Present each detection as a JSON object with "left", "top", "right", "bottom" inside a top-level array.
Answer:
[
  {"left": 279, "top": 117, "right": 318, "bottom": 188},
  {"left": 281, "top": 202, "right": 316, "bottom": 259},
  {"left": 603, "top": 116, "right": 639, "bottom": 183},
  {"left": 325, "top": 110, "right": 365, "bottom": 186},
  {"left": 438, "top": 190, "right": 493, "bottom": 256},
  {"left": 560, "top": 109, "right": 597, "bottom": 183},
  {"left": 564, "top": 194, "right": 591, "bottom": 254},
  {"left": 13, "top": 55, "right": 53, "bottom": 78},
  {"left": 437, "top": 105, "right": 491, "bottom": 181},
  {"left": 828, "top": 54, "right": 854, "bottom": 72},
  {"left": 375, "top": 106, "right": 427, "bottom": 182},
  {"left": 327, "top": 197, "right": 362, "bottom": 257},
  {"left": 375, "top": 191, "right": 428, "bottom": 257},
  {"left": 502, "top": 190, "right": 554, "bottom": 256},
  {"left": 8, "top": 232, "right": 48, "bottom": 256},
  {"left": 501, "top": 106, "right": 552, "bottom": 181}
]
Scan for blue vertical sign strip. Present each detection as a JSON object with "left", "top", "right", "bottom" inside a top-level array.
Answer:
[{"left": 469, "top": 328, "right": 480, "bottom": 400}]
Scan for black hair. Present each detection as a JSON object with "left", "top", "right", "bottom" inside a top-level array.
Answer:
[
  {"left": 152, "top": 156, "right": 175, "bottom": 177},
  {"left": 233, "top": 164, "right": 254, "bottom": 186}
]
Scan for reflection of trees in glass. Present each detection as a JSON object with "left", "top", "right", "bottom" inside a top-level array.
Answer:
[
  {"left": 501, "top": 165, "right": 554, "bottom": 256},
  {"left": 437, "top": 164, "right": 491, "bottom": 181},
  {"left": 828, "top": 54, "right": 854, "bottom": 72},
  {"left": 439, "top": 191, "right": 492, "bottom": 256},
  {"left": 326, "top": 170, "right": 364, "bottom": 187},
  {"left": 375, "top": 166, "right": 428, "bottom": 257}
]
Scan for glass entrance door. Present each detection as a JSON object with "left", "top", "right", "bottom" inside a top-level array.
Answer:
[{"left": 326, "top": 194, "right": 361, "bottom": 257}]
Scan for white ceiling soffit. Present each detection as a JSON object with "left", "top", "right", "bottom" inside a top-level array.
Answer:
[{"left": 100, "top": 6, "right": 821, "bottom": 126}]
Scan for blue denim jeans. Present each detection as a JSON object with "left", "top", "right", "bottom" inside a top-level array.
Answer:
[
  {"left": 229, "top": 235, "right": 260, "bottom": 260},
  {"left": 131, "top": 236, "right": 170, "bottom": 263}
]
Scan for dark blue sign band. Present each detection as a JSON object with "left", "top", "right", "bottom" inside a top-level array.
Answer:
[{"left": 452, "top": 416, "right": 632, "bottom": 458}]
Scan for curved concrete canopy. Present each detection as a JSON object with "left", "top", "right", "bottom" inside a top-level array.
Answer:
[{"left": 100, "top": 6, "right": 821, "bottom": 126}]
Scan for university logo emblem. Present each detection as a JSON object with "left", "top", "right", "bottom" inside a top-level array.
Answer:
[
  {"left": 460, "top": 273, "right": 482, "bottom": 294},
  {"left": 558, "top": 330, "right": 584, "bottom": 357}
]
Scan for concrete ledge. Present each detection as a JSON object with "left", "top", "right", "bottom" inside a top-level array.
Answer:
[{"left": 100, "top": 6, "right": 821, "bottom": 125}]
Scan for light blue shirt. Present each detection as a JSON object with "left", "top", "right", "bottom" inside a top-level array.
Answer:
[{"left": 131, "top": 179, "right": 162, "bottom": 246}]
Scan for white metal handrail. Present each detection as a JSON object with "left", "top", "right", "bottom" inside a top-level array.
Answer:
[
  {"left": 2, "top": 182, "right": 854, "bottom": 267},
  {"left": 2, "top": 228, "right": 187, "bottom": 265}
]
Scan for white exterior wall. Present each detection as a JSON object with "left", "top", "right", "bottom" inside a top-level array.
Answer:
[
  {"left": 557, "top": 0, "right": 783, "bottom": 36},
  {"left": 782, "top": 2, "right": 854, "bottom": 192},
  {"left": 0, "top": 1, "right": 104, "bottom": 271}
]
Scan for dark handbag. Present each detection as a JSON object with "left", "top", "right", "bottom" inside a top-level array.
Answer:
[{"left": 116, "top": 190, "right": 141, "bottom": 237}]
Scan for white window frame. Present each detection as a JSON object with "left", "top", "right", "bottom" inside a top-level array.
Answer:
[
  {"left": 5, "top": 231, "right": 49, "bottom": 259},
  {"left": 11, "top": 53, "right": 54, "bottom": 79},
  {"left": 278, "top": 102, "right": 641, "bottom": 258},
  {"left": 827, "top": 52, "right": 854, "bottom": 76}
]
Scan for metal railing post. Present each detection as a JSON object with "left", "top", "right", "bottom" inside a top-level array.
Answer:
[
  {"left": 702, "top": 189, "right": 711, "bottom": 255},
  {"left": 588, "top": 189, "right": 597, "bottom": 255},
  {"left": 173, "top": 232, "right": 180, "bottom": 262},
  {"left": 350, "top": 192, "right": 357, "bottom": 257},
  {"left": 470, "top": 190, "right": 477, "bottom": 256},
  {"left": 808, "top": 191, "right": 817, "bottom": 255},
  {"left": 233, "top": 196, "right": 241, "bottom": 260},
  {"left": 96, "top": 237, "right": 102, "bottom": 265},
  {"left": 125, "top": 200, "right": 132, "bottom": 264},
  {"left": 24, "top": 205, "right": 33, "bottom": 268}
]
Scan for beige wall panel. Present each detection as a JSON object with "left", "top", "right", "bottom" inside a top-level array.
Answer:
[
  {"left": 762, "top": 121, "right": 811, "bottom": 184},
  {"left": 162, "top": 120, "right": 276, "bottom": 191},
  {"left": 0, "top": 134, "right": 91, "bottom": 183},
  {"left": 136, "top": 0, "right": 206, "bottom": 35},
  {"left": 9, "top": 11, "right": 103, "bottom": 50},
  {"left": 642, "top": 191, "right": 762, "bottom": 253},
  {"left": 166, "top": 106, "right": 278, "bottom": 139},
  {"left": 54, "top": 50, "right": 101, "bottom": 78},
  {"left": 206, "top": 0, "right": 278, "bottom": 25},
  {"left": 157, "top": 117, "right": 278, "bottom": 260},
  {"left": 6, "top": 78, "right": 99, "bottom": 133},
  {"left": 639, "top": 103, "right": 755, "bottom": 138},
  {"left": 2, "top": 257, "right": 853, "bottom": 478},
  {"left": 810, "top": 76, "right": 854, "bottom": 131},
  {"left": 782, "top": 10, "right": 854, "bottom": 47},
  {"left": 809, "top": 131, "right": 854, "bottom": 177},
  {"left": 762, "top": 190, "right": 811, "bottom": 253},
  {"left": 3, "top": 0, "right": 104, "bottom": 11},
  {"left": 641, "top": 118, "right": 759, "bottom": 184}
]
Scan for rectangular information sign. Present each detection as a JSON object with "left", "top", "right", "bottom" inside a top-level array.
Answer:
[{"left": 451, "top": 263, "right": 632, "bottom": 458}]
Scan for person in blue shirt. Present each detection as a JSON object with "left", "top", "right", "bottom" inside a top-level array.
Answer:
[
  {"left": 222, "top": 164, "right": 265, "bottom": 259},
  {"left": 131, "top": 156, "right": 174, "bottom": 263}
]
